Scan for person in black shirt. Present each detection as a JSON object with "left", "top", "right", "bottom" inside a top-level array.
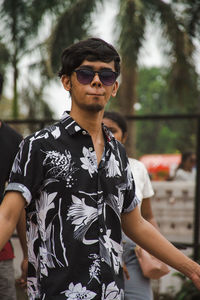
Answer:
[
  {"left": 0, "top": 73, "right": 27, "bottom": 300},
  {"left": 0, "top": 38, "right": 200, "bottom": 300}
]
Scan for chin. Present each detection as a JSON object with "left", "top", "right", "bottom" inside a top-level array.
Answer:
[{"left": 85, "top": 104, "right": 104, "bottom": 112}]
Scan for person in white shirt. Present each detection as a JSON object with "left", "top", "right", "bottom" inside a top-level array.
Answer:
[
  {"left": 103, "top": 111, "right": 159, "bottom": 300},
  {"left": 173, "top": 151, "right": 196, "bottom": 181}
]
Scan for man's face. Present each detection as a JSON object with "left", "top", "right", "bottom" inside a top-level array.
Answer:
[{"left": 61, "top": 60, "right": 118, "bottom": 113}]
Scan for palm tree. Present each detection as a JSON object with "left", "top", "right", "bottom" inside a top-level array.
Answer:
[
  {"left": 0, "top": 0, "right": 66, "bottom": 118},
  {"left": 49, "top": 0, "right": 103, "bottom": 74},
  {"left": 116, "top": 0, "right": 198, "bottom": 155},
  {"left": 44, "top": 1, "right": 199, "bottom": 154}
]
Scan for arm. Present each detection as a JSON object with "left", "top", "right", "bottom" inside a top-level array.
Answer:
[
  {"left": 141, "top": 197, "right": 159, "bottom": 230},
  {"left": 16, "top": 209, "right": 28, "bottom": 288},
  {"left": 17, "top": 209, "right": 28, "bottom": 259},
  {"left": 121, "top": 206, "right": 200, "bottom": 289},
  {"left": 0, "top": 191, "right": 26, "bottom": 251}
]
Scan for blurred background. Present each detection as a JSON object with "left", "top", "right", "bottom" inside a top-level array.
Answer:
[
  {"left": 1, "top": 1, "right": 200, "bottom": 299},
  {"left": 1, "top": 0, "right": 200, "bottom": 162}
]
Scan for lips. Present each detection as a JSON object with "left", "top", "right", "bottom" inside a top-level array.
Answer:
[{"left": 88, "top": 93, "right": 103, "bottom": 96}]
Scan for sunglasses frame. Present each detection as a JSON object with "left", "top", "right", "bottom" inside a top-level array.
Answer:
[{"left": 74, "top": 68, "right": 118, "bottom": 86}]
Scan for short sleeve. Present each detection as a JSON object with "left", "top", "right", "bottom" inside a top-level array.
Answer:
[
  {"left": 5, "top": 136, "right": 44, "bottom": 205},
  {"left": 141, "top": 163, "right": 154, "bottom": 199},
  {"left": 122, "top": 158, "right": 140, "bottom": 213}
]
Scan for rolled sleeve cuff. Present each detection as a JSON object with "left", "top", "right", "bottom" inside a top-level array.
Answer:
[
  {"left": 123, "top": 195, "right": 140, "bottom": 213},
  {"left": 5, "top": 183, "right": 32, "bottom": 205}
]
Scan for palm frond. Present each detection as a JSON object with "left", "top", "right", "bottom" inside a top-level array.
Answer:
[
  {"left": 49, "top": 0, "right": 101, "bottom": 73},
  {"left": 144, "top": 0, "right": 199, "bottom": 107},
  {"left": 117, "top": 0, "right": 146, "bottom": 67}
]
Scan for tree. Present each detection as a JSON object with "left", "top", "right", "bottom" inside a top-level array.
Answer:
[
  {"left": 116, "top": 0, "right": 199, "bottom": 155},
  {"left": 45, "top": 0, "right": 199, "bottom": 156},
  {"left": 0, "top": 0, "right": 66, "bottom": 118},
  {"left": 49, "top": 0, "right": 103, "bottom": 73},
  {"left": 135, "top": 67, "right": 196, "bottom": 156}
]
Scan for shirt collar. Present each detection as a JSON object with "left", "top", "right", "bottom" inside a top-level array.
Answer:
[
  {"left": 60, "top": 111, "right": 83, "bottom": 136},
  {"left": 102, "top": 123, "right": 114, "bottom": 142},
  {"left": 60, "top": 111, "right": 115, "bottom": 143}
]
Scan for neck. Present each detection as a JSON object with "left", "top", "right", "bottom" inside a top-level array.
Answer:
[
  {"left": 70, "top": 107, "right": 105, "bottom": 165},
  {"left": 70, "top": 107, "right": 104, "bottom": 137}
]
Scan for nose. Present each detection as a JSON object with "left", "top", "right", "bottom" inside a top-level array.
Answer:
[{"left": 91, "top": 73, "right": 102, "bottom": 87}]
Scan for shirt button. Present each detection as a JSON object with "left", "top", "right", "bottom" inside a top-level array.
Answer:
[
  {"left": 89, "top": 147, "right": 93, "bottom": 152},
  {"left": 100, "top": 228, "right": 103, "bottom": 233},
  {"left": 101, "top": 258, "right": 105, "bottom": 262},
  {"left": 82, "top": 130, "right": 87, "bottom": 135}
]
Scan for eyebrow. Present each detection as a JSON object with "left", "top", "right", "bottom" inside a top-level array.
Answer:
[{"left": 78, "top": 65, "right": 114, "bottom": 72}]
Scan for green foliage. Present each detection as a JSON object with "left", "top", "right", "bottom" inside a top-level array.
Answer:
[
  {"left": 158, "top": 272, "right": 200, "bottom": 300},
  {"left": 0, "top": 42, "right": 10, "bottom": 73},
  {"left": 135, "top": 67, "right": 197, "bottom": 156},
  {"left": 117, "top": 0, "right": 145, "bottom": 66},
  {"left": 0, "top": 0, "right": 65, "bottom": 118},
  {"left": 49, "top": 0, "right": 102, "bottom": 73},
  {"left": 0, "top": 0, "right": 200, "bottom": 123},
  {"left": 117, "top": 0, "right": 199, "bottom": 117}
]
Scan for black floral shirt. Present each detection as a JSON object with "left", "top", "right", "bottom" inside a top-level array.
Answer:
[{"left": 6, "top": 112, "right": 139, "bottom": 300}]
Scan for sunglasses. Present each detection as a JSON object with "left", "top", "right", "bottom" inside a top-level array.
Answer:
[{"left": 74, "top": 68, "right": 118, "bottom": 86}]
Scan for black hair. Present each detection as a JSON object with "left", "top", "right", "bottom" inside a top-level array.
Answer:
[
  {"left": 0, "top": 73, "right": 3, "bottom": 96},
  {"left": 178, "top": 151, "right": 195, "bottom": 169},
  {"left": 103, "top": 111, "right": 127, "bottom": 136},
  {"left": 58, "top": 37, "right": 120, "bottom": 77}
]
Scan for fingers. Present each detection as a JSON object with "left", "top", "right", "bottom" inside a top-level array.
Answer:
[{"left": 123, "top": 263, "right": 130, "bottom": 280}]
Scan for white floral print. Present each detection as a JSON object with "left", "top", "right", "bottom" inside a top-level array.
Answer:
[
  {"left": 80, "top": 147, "right": 97, "bottom": 177},
  {"left": 105, "top": 152, "right": 121, "bottom": 178},
  {"left": 36, "top": 191, "right": 56, "bottom": 241},
  {"left": 11, "top": 140, "right": 24, "bottom": 174},
  {"left": 101, "top": 229, "right": 123, "bottom": 274},
  {"left": 47, "top": 125, "right": 61, "bottom": 139},
  {"left": 102, "top": 282, "right": 123, "bottom": 300},
  {"left": 62, "top": 282, "right": 96, "bottom": 299},
  {"left": 88, "top": 254, "right": 101, "bottom": 284},
  {"left": 43, "top": 149, "right": 77, "bottom": 184},
  {"left": 125, "top": 162, "right": 134, "bottom": 190},
  {"left": 67, "top": 195, "right": 98, "bottom": 244}
]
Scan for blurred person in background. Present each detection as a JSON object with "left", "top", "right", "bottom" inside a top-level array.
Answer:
[
  {"left": 173, "top": 151, "right": 196, "bottom": 181},
  {"left": 0, "top": 73, "right": 27, "bottom": 300},
  {"left": 103, "top": 111, "right": 162, "bottom": 300}
]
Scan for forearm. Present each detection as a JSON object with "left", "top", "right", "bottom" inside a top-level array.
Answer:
[
  {"left": 0, "top": 192, "right": 25, "bottom": 251},
  {"left": 141, "top": 197, "right": 159, "bottom": 230},
  {"left": 0, "top": 212, "right": 16, "bottom": 250},
  {"left": 122, "top": 212, "right": 198, "bottom": 279},
  {"left": 147, "top": 216, "right": 160, "bottom": 231},
  {"left": 16, "top": 209, "right": 28, "bottom": 259}
]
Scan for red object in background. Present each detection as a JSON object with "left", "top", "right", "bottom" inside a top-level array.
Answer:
[{"left": 139, "top": 154, "right": 181, "bottom": 180}]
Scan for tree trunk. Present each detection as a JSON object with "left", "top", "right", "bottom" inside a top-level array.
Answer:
[
  {"left": 12, "top": 54, "right": 18, "bottom": 119},
  {"left": 11, "top": 2, "right": 19, "bottom": 119},
  {"left": 118, "top": 63, "right": 138, "bottom": 157}
]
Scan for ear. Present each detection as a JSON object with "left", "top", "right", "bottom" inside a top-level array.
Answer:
[
  {"left": 111, "top": 81, "right": 119, "bottom": 97},
  {"left": 61, "top": 75, "right": 71, "bottom": 92}
]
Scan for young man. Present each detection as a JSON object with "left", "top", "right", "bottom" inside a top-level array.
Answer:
[{"left": 0, "top": 38, "right": 200, "bottom": 300}]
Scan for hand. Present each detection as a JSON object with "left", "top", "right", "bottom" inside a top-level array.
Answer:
[
  {"left": 16, "top": 257, "right": 28, "bottom": 289},
  {"left": 190, "top": 264, "right": 200, "bottom": 290},
  {"left": 123, "top": 263, "right": 130, "bottom": 280}
]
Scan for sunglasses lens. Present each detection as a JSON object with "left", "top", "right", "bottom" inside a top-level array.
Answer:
[
  {"left": 100, "top": 71, "right": 116, "bottom": 86},
  {"left": 75, "top": 69, "right": 117, "bottom": 86},
  {"left": 76, "top": 69, "right": 94, "bottom": 84}
]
